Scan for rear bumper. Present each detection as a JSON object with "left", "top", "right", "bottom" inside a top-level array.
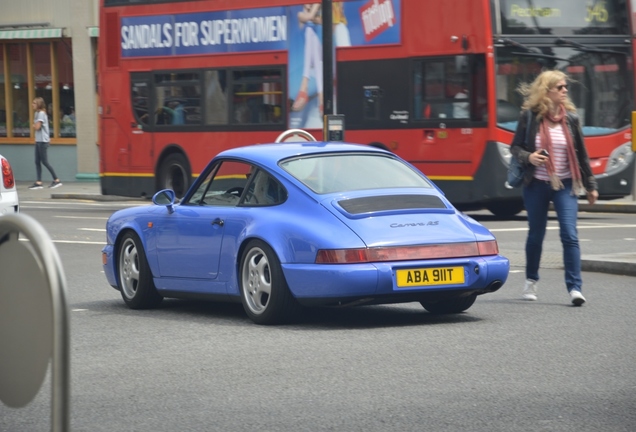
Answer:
[
  {"left": 282, "top": 255, "right": 509, "bottom": 306},
  {"left": 102, "top": 245, "right": 118, "bottom": 289},
  {"left": 0, "top": 190, "right": 19, "bottom": 214}
]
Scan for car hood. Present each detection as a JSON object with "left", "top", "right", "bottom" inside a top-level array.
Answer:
[{"left": 320, "top": 192, "right": 480, "bottom": 248}]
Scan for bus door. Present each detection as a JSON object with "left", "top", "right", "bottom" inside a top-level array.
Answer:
[
  {"left": 413, "top": 55, "right": 487, "bottom": 164},
  {"left": 129, "top": 73, "right": 154, "bottom": 169}
]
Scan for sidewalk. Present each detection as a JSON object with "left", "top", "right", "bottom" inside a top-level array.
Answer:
[{"left": 16, "top": 181, "right": 636, "bottom": 277}]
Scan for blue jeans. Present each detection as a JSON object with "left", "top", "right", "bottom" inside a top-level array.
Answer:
[{"left": 522, "top": 178, "right": 582, "bottom": 293}]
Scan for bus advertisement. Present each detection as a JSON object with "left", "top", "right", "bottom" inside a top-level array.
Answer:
[{"left": 99, "top": 0, "right": 635, "bottom": 216}]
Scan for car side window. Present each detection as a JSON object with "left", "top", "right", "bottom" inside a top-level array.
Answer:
[
  {"left": 186, "top": 160, "right": 253, "bottom": 206},
  {"left": 243, "top": 170, "right": 287, "bottom": 206}
]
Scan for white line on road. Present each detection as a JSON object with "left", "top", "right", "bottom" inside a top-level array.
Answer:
[
  {"left": 55, "top": 215, "right": 109, "bottom": 220},
  {"left": 19, "top": 238, "right": 106, "bottom": 245},
  {"left": 490, "top": 224, "right": 636, "bottom": 232}
]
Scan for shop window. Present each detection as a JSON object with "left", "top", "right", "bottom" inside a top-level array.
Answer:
[
  {"left": 33, "top": 43, "right": 53, "bottom": 135},
  {"left": 57, "top": 41, "right": 75, "bottom": 137},
  {"left": 9, "top": 44, "right": 30, "bottom": 138}
]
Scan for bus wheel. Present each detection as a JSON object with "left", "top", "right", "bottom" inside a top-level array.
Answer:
[
  {"left": 158, "top": 153, "right": 190, "bottom": 198},
  {"left": 487, "top": 200, "right": 524, "bottom": 218}
]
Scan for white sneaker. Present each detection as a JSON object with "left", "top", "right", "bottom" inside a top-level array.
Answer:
[
  {"left": 521, "top": 279, "right": 538, "bottom": 301},
  {"left": 570, "top": 290, "right": 586, "bottom": 306}
]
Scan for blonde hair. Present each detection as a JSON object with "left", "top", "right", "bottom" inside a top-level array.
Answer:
[
  {"left": 518, "top": 70, "right": 576, "bottom": 119},
  {"left": 33, "top": 97, "right": 46, "bottom": 112}
]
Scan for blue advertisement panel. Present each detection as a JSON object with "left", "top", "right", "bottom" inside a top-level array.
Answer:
[
  {"left": 288, "top": 0, "right": 401, "bottom": 129},
  {"left": 121, "top": 7, "right": 288, "bottom": 57},
  {"left": 120, "top": 1, "right": 401, "bottom": 58}
]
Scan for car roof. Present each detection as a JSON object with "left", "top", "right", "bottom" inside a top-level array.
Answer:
[{"left": 216, "top": 142, "right": 389, "bottom": 166}]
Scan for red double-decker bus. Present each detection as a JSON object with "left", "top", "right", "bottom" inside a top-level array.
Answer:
[{"left": 99, "top": 0, "right": 635, "bottom": 216}]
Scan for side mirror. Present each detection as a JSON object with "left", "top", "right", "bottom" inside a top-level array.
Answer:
[{"left": 152, "top": 189, "right": 176, "bottom": 214}]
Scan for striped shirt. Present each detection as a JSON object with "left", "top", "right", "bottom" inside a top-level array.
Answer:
[{"left": 534, "top": 124, "right": 571, "bottom": 181}]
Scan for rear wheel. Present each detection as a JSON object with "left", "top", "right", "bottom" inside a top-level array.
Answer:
[
  {"left": 420, "top": 293, "right": 477, "bottom": 314},
  {"left": 118, "top": 232, "right": 162, "bottom": 309},
  {"left": 239, "top": 240, "right": 300, "bottom": 325},
  {"left": 157, "top": 153, "right": 191, "bottom": 198}
]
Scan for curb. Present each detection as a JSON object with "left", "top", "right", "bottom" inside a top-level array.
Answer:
[{"left": 578, "top": 203, "right": 636, "bottom": 214}]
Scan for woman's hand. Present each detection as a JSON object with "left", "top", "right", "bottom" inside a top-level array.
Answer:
[
  {"left": 587, "top": 189, "right": 598, "bottom": 205},
  {"left": 529, "top": 150, "right": 549, "bottom": 166}
]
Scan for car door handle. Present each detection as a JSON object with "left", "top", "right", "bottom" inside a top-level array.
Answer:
[{"left": 212, "top": 218, "right": 224, "bottom": 227}]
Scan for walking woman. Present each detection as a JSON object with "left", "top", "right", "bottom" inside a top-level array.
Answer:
[
  {"left": 29, "top": 97, "right": 62, "bottom": 189},
  {"left": 510, "top": 70, "right": 598, "bottom": 306}
]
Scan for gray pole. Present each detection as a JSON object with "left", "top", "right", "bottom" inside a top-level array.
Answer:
[{"left": 322, "top": 0, "right": 334, "bottom": 116}]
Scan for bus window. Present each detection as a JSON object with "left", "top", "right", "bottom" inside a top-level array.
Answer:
[
  {"left": 413, "top": 55, "right": 486, "bottom": 121},
  {"left": 495, "top": 46, "right": 633, "bottom": 133},
  {"left": 154, "top": 72, "right": 201, "bottom": 126},
  {"left": 231, "top": 69, "right": 284, "bottom": 125},
  {"left": 130, "top": 78, "right": 150, "bottom": 125},
  {"left": 204, "top": 70, "right": 228, "bottom": 125}
]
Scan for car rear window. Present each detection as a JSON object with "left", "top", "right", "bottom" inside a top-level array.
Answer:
[{"left": 280, "top": 153, "right": 432, "bottom": 194}]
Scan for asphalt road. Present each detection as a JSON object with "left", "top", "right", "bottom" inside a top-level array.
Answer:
[{"left": 1, "top": 196, "right": 635, "bottom": 432}]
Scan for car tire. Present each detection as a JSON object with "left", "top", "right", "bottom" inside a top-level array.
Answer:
[
  {"left": 487, "top": 200, "right": 524, "bottom": 218},
  {"left": 420, "top": 293, "right": 477, "bottom": 314},
  {"left": 118, "top": 231, "right": 163, "bottom": 309},
  {"left": 157, "top": 153, "right": 191, "bottom": 198},
  {"left": 239, "top": 240, "right": 300, "bottom": 325}
]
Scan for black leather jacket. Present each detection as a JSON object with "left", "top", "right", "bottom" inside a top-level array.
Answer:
[{"left": 510, "top": 110, "right": 598, "bottom": 191}]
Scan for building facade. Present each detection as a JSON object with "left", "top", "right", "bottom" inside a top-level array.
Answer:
[{"left": 0, "top": 0, "right": 99, "bottom": 182}]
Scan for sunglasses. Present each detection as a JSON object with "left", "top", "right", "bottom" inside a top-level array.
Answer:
[{"left": 554, "top": 84, "right": 568, "bottom": 91}]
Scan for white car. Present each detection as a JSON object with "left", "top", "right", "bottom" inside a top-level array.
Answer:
[{"left": 0, "top": 154, "right": 19, "bottom": 215}]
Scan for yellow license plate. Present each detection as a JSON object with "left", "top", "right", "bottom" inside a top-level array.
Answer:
[{"left": 396, "top": 267, "right": 464, "bottom": 288}]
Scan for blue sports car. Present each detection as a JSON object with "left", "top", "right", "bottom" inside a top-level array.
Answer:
[{"left": 102, "top": 132, "right": 509, "bottom": 324}]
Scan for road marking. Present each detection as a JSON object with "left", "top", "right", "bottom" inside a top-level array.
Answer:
[
  {"left": 78, "top": 228, "right": 106, "bottom": 232},
  {"left": 490, "top": 224, "right": 636, "bottom": 232},
  {"left": 53, "top": 240, "right": 106, "bottom": 245},
  {"left": 55, "top": 215, "right": 109, "bottom": 220},
  {"left": 19, "top": 238, "right": 106, "bottom": 245}
]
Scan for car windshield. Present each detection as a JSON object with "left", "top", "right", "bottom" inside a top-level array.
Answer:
[
  {"left": 280, "top": 153, "right": 433, "bottom": 194},
  {"left": 495, "top": 45, "right": 633, "bottom": 136}
]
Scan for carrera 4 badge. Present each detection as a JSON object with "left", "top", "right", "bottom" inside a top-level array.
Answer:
[{"left": 390, "top": 221, "right": 439, "bottom": 228}]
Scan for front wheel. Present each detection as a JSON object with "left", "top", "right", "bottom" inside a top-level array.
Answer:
[
  {"left": 420, "top": 293, "right": 477, "bottom": 314},
  {"left": 118, "top": 232, "right": 163, "bottom": 309},
  {"left": 239, "top": 240, "right": 300, "bottom": 325}
]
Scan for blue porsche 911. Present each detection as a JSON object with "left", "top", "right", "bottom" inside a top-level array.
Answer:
[{"left": 102, "top": 131, "right": 509, "bottom": 324}]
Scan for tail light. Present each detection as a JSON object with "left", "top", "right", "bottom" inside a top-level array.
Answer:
[
  {"left": 315, "top": 240, "right": 499, "bottom": 264},
  {"left": 2, "top": 158, "right": 15, "bottom": 189}
]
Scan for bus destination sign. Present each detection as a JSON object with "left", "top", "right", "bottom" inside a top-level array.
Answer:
[{"left": 498, "top": 0, "right": 625, "bottom": 33}]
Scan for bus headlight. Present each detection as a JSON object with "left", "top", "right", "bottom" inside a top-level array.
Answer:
[{"left": 605, "top": 143, "right": 634, "bottom": 176}]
